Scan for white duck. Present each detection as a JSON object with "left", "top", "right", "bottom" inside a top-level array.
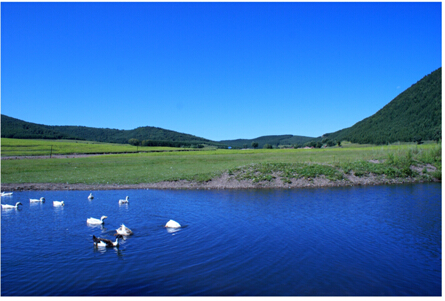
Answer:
[
  {"left": 30, "top": 197, "right": 45, "bottom": 203},
  {"left": 53, "top": 201, "right": 64, "bottom": 207},
  {"left": 119, "top": 196, "right": 129, "bottom": 204},
  {"left": 1, "top": 192, "right": 13, "bottom": 197},
  {"left": 116, "top": 224, "right": 133, "bottom": 236},
  {"left": 1, "top": 202, "right": 22, "bottom": 209},
  {"left": 88, "top": 193, "right": 94, "bottom": 200},
  {"left": 165, "top": 219, "right": 181, "bottom": 228},
  {"left": 87, "top": 216, "right": 108, "bottom": 225},
  {"left": 93, "top": 234, "right": 123, "bottom": 248}
]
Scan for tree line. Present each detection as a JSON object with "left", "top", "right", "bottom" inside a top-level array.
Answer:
[{"left": 128, "top": 138, "right": 206, "bottom": 148}]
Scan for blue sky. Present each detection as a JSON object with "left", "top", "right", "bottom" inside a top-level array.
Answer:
[{"left": 1, "top": 2, "right": 442, "bottom": 141}]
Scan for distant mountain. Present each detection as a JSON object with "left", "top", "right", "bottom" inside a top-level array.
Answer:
[
  {"left": 1, "top": 115, "right": 77, "bottom": 140},
  {"left": 2, "top": 68, "right": 440, "bottom": 147},
  {"left": 323, "top": 67, "right": 442, "bottom": 145},
  {"left": 0, "top": 114, "right": 315, "bottom": 148},
  {"left": 220, "top": 135, "right": 314, "bottom": 149},
  {"left": 0, "top": 115, "right": 227, "bottom": 148}
]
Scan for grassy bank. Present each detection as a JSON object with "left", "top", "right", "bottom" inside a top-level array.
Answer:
[{"left": 1, "top": 138, "right": 441, "bottom": 186}]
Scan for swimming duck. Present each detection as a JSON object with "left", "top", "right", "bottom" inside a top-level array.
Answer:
[
  {"left": 93, "top": 234, "right": 123, "bottom": 248},
  {"left": 119, "top": 196, "right": 129, "bottom": 204},
  {"left": 30, "top": 197, "right": 45, "bottom": 203},
  {"left": 87, "top": 216, "right": 108, "bottom": 225},
  {"left": 1, "top": 192, "right": 13, "bottom": 197},
  {"left": 88, "top": 193, "right": 94, "bottom": 200},
  {"left": 1, "top": 202, "right": 22, "bottom": 209},
  {"left": 165, "top": 219, "right": 181, "bottom": 228},
  {"left": 116, "top": 224, "right": 133, "bottom": 236},
  {"left": 53, "top": 201, "right": 64, "bottom": 207}
]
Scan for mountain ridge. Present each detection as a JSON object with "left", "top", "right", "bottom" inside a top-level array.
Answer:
[
  {"left": 323, "top": 67, "right": 441, "bottom": 144},
  {"left": 1, "top": 67, "right": 441, "bottom": 147}
]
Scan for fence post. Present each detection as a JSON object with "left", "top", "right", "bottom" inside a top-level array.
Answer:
[{"left": 50, "top": 146, "right": 53, "bottom": 158}]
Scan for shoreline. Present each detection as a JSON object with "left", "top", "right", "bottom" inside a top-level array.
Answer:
[{"left": 1, "top": 172, "right": 439, "bottom": 191}]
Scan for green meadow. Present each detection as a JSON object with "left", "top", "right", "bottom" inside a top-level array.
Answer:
[
  {"left": 1, "top": 138, "right": 186, "bottom": 156},
  {"left": 1, "top": 138, "right": 441, "bottom": 185}
]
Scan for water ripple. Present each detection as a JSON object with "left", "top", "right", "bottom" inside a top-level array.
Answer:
[{"left": 1, "top": 185, "right": 441, "bottom": 296}]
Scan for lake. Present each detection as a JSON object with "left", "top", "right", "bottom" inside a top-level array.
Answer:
[{"left": 1, "top": 183, "right": 441, "bottom": 296}]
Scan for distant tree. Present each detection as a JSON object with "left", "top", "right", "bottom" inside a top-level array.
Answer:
[
  {"left": 337, "top": 141, "right": 342, "bottom": 147},
  {"left": 142, "top": 140, "right": 152, "bottom": 146},
  {"left": 251, "top": 142, "right": 259, "bottom": 149},
  {"left": 326, "top": 140, "right": 335, "bottom": 147},
  {"left": 191, "top": 144, "right": 204, "bottom": 149},
  {"left": 413, "top": 136, "right": 423, "bottom": 145},
  {"left": 315, "top": 142, "right": 323, "bottom": 148},
  {"left": 263, "top": 143, "right": 273, "bottom": 149},
  {"left": 304, "top": 141, "right": 317, "bottom": 148},
  {"left": 128, "top": 138, "right": 140, "bottom": 146},
  {"left": 243, "top": 144, "right": 248, "bottom": 149},
  {"left": 435, "top": 129, "right": 441, "bottom": 143}
]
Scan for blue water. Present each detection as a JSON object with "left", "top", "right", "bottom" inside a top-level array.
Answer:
[{"left": 1, "top": 183, "right": 441, "bottom": 296}]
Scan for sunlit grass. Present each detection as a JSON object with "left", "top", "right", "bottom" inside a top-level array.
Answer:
[{"left": 1, "top": 138, "right": 186, "bottom": 156}]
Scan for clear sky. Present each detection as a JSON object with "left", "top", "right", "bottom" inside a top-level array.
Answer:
[{"left": 1, "top": 2, "right": 442, "bottom": 141}]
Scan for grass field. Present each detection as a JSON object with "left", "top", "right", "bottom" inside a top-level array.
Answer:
[
  {"left": 1, "top": 138, "right": 441, "bottom": 185},
  {"left": 1, "top": 138, "right": 189, "bottom": 156}
]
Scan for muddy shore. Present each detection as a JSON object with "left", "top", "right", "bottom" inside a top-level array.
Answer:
[{"left": 1, "top": 170, "right": 438, "bottom": 191}]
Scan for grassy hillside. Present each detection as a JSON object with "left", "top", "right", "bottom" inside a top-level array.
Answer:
[
  {"left": 325, "top": 67, "right": 442, "bottom": 145},
  {"left": 1, "top": 115, "right": 227, "bottom": 148},
  {"left": 1, "top": 115, "right": 78, "bottom": 140},
  {"left": 221, "top": 135, "right": 314, "bottom": 149}
]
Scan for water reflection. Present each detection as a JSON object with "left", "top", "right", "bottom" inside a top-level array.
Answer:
[
  {"left": 53, "top": 206, "right": 64, "bottom": 212},
  {"left": 93, "top": 245, "right": 124, "bottom": 257},
  {"left": 87, "top": 223, "right": 106, "bottom": 231},
  {"left": 1, "top": 208, "right": 21, "bottom": 216},
  {"left": 166, "top": 227, "right": 181, "bottom": 234},
  {"left": 118, "top": 203, "right": 129, "bottom": 210}
]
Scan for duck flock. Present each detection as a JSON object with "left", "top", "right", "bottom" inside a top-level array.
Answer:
[{"left": 1, "top": 191, "right": 182, "bottom": 249}]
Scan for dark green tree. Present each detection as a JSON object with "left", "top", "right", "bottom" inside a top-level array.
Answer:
[
  {"left": 413, "top": 136, "right": 423, "bottom": 145},
  {"left": 326, "top": 140, "right": 335, "bottom": 147},
  {"left": 128, "top": 138, "right": 140, "bottom": 146}
]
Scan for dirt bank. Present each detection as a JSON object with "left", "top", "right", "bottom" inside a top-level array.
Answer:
[{"left": 1, "top": 170, "right": 438, "bottom": 191}]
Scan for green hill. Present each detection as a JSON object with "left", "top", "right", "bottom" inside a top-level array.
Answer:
[
  {"left": 2, "top": 68, "right": 441, "bottom": 147},
  {"left": 0, "top": 115, "right": 227, "bottom": 148},
  {"left": 1, "top": 115, "right": 78, "bottom": 140},
  {"left": 324, "top": 67, "right": 442, "bottom": 145},
  {"left": 220, "top": 135, "right": 314, "bottom": 149}
]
